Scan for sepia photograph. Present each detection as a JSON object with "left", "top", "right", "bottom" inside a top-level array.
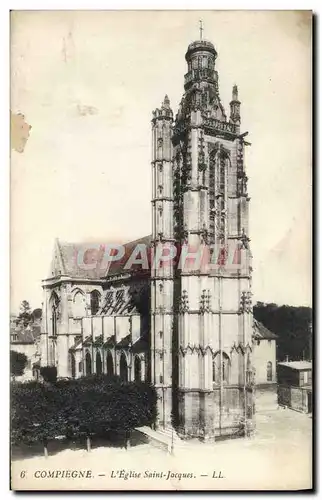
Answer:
[{"left": 10, "top": 10, "right": 312, "bottom": 491}]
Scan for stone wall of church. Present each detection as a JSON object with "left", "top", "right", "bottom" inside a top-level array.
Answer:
[
  {"left": 70, "top": 345, "right": 147, "bottom": 382},
  {"left": 176, "top": 386, "right": 251, "bottom": 441},
  {"left": 41, "top": 279, "right": 104, "bottom": 376}
]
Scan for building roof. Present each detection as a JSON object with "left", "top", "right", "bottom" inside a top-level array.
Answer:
[
  {"left": 103, "top": 335, "right": 116, "bottom": 348},
  {"left": 93, "top": 334, "right": 104, "bottom": 347},
  {"left": 82, "top": 336, "right": 92, "bottom": 347},
  {"left": 132, "top": 336, "right": 149, "bottom": 353},
  {"left": 253, "top": 319, "right": 278, "bottom": 340},
  {"left": 10, "top": 323, "right": 41, "bottom": 344},
  {"left": 116, "top": 334, "right": 131, "bottom": 348},
  {"left": 278, "top": 361, "right": 312, "bottom": 371},
  {"left": 185, "top": 40, "right": 217, "bottom": 60},
  {"left": 48, "top": 235, "right": 152, "bottom": 280},
  {"left": 69, "top": 335, "right": 83, "bottom": 350}
]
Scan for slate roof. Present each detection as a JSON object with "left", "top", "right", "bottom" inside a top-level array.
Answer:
[
  {"left": 93, "top": 334, "right": 104, "bottom": 347},
  {"left": 49, "top": 235, "right": 152, "bottom": 280},
  {"left": 132, "top": 336, "right": 149, "bottom": 353},
  {"left": 10, "top": 324, "right": 41, "bottom": 344},
  {"left": 253, "top": 319, "right": 278, "bottom": 340},
  {"left": 116, "top": 334, "right": 131, "bottom": 348},
  {"left": 100, "top": 292, "right": 139, "bottom": 316},
  {"left": 82, "top": 336, "right": 92, "bottom": 347},
  {"left": 103, "top": 335, "right": 116, "bottom": 348},
  {"left": 105, "top": 235, "right": 152, "bottom": 277},
  {"left": 68, "top": 333, "right": 149, "bottom": 352},
  {"left": 278, "top": 361, "right": 312, "bottom": 371},
  {"left": 69, "top": 336, "right": 83, "bottom": 350}
]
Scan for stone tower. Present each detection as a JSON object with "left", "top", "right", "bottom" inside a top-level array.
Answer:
[
  {"left": 151, "top": 36, "right": 254, "bottom": 440},
  {"left": 151, "top": 96, "right": 175, "bottom": 428}
]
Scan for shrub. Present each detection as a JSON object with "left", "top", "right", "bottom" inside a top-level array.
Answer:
[
  {"left": 10, "top": 350, "right": 28, "bottom": 378},
  {"left": 11, "top": 377, "right": 157, "bottom": 447},
  {"left": 40, "top": 366, "right": 57, "bottom": 383}
]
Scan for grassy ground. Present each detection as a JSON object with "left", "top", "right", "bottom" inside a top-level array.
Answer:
[{"left": 11, "top": 408, "right": 312, "bottom": 491}]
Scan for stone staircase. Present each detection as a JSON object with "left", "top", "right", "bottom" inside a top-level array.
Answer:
[
  {"left": 157, "top": 426, "right": 183, "bottom": 444},
  {"left": 135, "top": 425, "right": 184, "bottom": 453}
]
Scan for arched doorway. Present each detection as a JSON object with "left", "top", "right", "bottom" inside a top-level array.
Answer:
[
  {"left": 106, "top": 350, "right": 114, "bottom": 376},
  {"left": 70, "top": 353, "right": 76, "bottom": 378},
  {"left": 96, "top": 351, "right": 102, "bottom": 375},
  {"left": 134, "top": 356, "right": 141, "bottom": 382},
  {"left": 85, "top": 352, "right": 92, "bottom": 376},
  {"left": 120, "top": 352, "right": 128, "bottom": 382}
]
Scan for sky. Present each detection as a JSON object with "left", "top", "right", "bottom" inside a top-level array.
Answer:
[{"left": 10, "top": 10, "right": 312, "bottom": 313}]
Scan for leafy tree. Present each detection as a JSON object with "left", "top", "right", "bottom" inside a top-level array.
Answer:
[
  {"left": 17, "top": 300, "right": 32, "bottom": 327},
  {"left": 253, "top": 302, "right": 312, "bottom": 362},
  {"left": 10, "top": 350, "right": 28, "bottom": 378},
  {"left": 31, "top": 308, "right": 42, "bottom": 322},
  {"left": 11, "top": 377, "right": 157, "bottom": 454}
]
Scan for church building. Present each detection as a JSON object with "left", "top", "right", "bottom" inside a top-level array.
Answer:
[{"left": 40, "top": 33, "right": 273, "bottom": 440}]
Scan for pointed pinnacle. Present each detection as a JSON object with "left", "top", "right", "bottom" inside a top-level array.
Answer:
[{"left": 162, "top": 94, "right": 170, "bottom": 109}]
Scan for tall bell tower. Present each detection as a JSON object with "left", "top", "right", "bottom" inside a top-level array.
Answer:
[
  {"left": 150, "top": 32, "right": 254, "bottom": 440},
  {"left": 171, "top": 33, "right": 254, "bottom": 440},
  {"left": 151, "top": 96, "right": 175, "bottom": 428}
]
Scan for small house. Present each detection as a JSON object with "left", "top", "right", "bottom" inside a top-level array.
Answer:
[{"left": 277, "top": 360, "right": 312, "bottom": 413}]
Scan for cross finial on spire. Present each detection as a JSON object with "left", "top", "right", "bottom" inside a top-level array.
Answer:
[{"left": 199, "top": 19, "right": 203, "bottom": 40}]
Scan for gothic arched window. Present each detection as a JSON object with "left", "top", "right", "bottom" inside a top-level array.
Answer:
[
  {"left": 106, "top": 350, "right": 114, "bottom": 377},
  {"left": 120, "top": 352, "right": 128, "bottom": 382},
  {"left": 96, "top": 351, "right": 102, "bottom": 375},
  {"left": 73, "top": 291, "right": 86, "bottom": 319},
  {"left": 85, "top": 352, "right": 92, "bottom": 376},
  {"left": 134, "top": 356, "right": 141, "bottom": 382},
  {"left": 90, "top": 290, "right": 100, "bottom": 315},
  {"left": 267, "top": 361, "right": 273, "bottom": 382},
  {"left": 217, "top": 149, "right": 230, "bottom": 242},
  {"left": 219, "top": 153, "right": 226, "bottom": 194},
  {"left": 212, "top": 352, "right": 230, "bottom": 385},
  {"left": 50, "top": 292, "right": 59, "bottom": 337},
  {"left": 52, "top": 303, "right": 57, "bottom": 336},
  {"left": 70, "top": 353, "right": 76, "bottom": 378}
]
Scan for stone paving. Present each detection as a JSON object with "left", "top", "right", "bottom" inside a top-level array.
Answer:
[{"left": 11, "top": 408, "right": 312, "bottom": 491}]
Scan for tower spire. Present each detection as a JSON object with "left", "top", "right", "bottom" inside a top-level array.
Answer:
[
  {"left": 230, "top": 83, "right": 241, "bottom": 132},
  {"left": 162, "top": 94, "right": 170, "bottom": 109},
  {"left": 232, "top": 84, "right": 238, "bottom": 101},
  {"left": 199, "top": 19, "right": 204, "bottom": 40}
]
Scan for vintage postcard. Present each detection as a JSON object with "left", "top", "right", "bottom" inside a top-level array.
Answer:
[{"left": 10, "top": 10, "right": 312, "bottom": 491}]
